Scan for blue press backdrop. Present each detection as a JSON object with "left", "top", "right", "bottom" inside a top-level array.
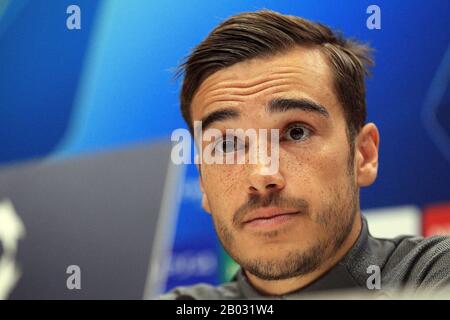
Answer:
[{"left": 1, "top": 0, "right": 449, "bottom": 292}]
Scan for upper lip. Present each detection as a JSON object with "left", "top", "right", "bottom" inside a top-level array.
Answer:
[{"left": 242, "top": 207, "right": 299, "bottom": 223}]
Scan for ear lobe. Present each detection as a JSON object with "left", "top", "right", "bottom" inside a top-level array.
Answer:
[
  {"left": 356, "top": 123, "right": 380, "bottom": 187},
  {"left": 201, "top": 193, "right": 212, "bottom": 214}
]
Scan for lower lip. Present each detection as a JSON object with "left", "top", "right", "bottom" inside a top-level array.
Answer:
[{"left": 243, "top": 212, "right": 299, "bottom": 229}]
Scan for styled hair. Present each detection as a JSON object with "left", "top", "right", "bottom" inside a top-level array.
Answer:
[{"left": 177, "top": 9, "right": 374, "bottom": 139}]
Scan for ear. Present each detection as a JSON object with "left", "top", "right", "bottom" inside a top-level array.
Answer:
[
  {"left": 196, "top": 162, "right": 212, "bottom": 214},
  {"left": 355, "top": 123, "right": 380, "bottom": 187}
]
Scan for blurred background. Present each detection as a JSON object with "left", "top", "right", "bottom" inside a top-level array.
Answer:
[{"left": 0, "top": 0, "right": 449, "bottom": 299}]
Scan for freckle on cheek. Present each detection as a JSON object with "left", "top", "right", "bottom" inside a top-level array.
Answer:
[
  {"left": 286, "top": 155, "right": 310, "bottom": 174},
  {"left": 206, "top": 167, "right": 235, "bottom": 194},
  {"left": 224, "top": 173, "right": 237, "bottom": 193}
]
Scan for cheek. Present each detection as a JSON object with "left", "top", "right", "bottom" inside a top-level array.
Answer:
[
  {"left": 281, "top": 139, "right": 350, "bottom": 197},
  {"left": 202, "top": 164, "right": 245, "bottom": 211}
]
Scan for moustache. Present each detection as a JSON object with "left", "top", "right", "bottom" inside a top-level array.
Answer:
[{"left": 233, "top": 193, "right": 309, "bottom": 226}]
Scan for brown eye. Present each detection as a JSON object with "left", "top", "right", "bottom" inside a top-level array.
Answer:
[{"left": 285, "top": 125, "right": 311, "bottom": 141}]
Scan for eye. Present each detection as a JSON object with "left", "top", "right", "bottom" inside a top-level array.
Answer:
[
  {"left": 284, "top": 124, "right": 312, "bottom": 142},
  {"left": 214, "top": 136, "right": 245, "bottom": 154}
]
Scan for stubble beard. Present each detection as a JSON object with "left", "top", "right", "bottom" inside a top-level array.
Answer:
[{"left": 213, "top": 151, "right": 359, "bottom": 281}]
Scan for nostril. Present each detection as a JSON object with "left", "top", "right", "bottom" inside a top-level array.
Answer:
[{"left": 266, "top": 183, "right": 278, "bottom": 189}]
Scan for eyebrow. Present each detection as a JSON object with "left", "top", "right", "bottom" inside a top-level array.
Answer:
[
  {"left": 267, "top": 98, "right": 330, "bottom": 117},
  {"left": 199, "top": 97, "right": 329, "bottom": 131},
  {"left": 201, "top": 108, "right": 240, "bottom": 131}
]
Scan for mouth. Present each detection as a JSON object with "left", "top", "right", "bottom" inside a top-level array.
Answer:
[{"left": 242, "top": 207, "right": 300, "bottom": 229}]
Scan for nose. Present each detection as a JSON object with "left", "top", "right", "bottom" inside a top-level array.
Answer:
[{"left": 247, "top": 163, "right": 285, "bottom": 196}]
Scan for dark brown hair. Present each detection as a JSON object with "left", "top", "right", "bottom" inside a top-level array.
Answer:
[{"left": 177, "top": 10, "right": 374, "bottom": 139}]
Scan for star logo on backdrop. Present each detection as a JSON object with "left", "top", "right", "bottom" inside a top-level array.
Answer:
[{"left": 0, "top": 199, "right": 25, "bottom": 300}]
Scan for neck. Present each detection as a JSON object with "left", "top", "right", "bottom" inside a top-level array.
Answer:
[{"left": 244, "top": 214, "right": 363, "bottom": 296}]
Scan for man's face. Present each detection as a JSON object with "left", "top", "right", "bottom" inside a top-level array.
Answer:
[{"left": 191, "top": 46, "right": 361, "bottom": 280}]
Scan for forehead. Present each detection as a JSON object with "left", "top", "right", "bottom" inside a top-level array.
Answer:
[{"left": 191, "top": 46, "right": 341, "bottom": 122}]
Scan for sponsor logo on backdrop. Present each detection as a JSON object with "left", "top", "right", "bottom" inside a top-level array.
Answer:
[
  {"left": 363, "top": 206, "right": 421, "bottom": 238},
  {"left": 0, "top": 199, "right": 25, "bottom": 299},
  {"left": 168, "top": 250, "right": 218, "bottom": 281},
  {"left": 423, "top": 203, "right": 450, "bottom": 236}
]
